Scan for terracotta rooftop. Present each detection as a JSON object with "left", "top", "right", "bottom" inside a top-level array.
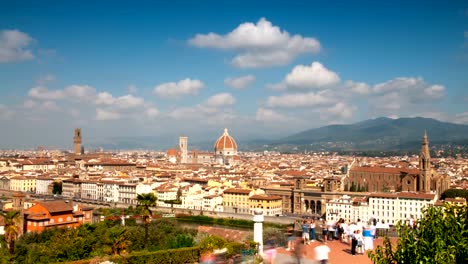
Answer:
[
  {"left": 250, "top": 194, "right": 282, "bottom": 201},
  {"left": 223, "top": 188, "right": 251, "bottom": 194},
  {"left": 37, "top": 200, "right": 74, "bottom": 213}
]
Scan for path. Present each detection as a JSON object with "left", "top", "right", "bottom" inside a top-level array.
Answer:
[{"left": 273, "top": 238, "right": 391, "bottom": 264}]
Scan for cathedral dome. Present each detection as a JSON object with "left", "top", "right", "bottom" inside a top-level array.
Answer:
[{"left": 214, "top": 128, "right": 237, "bottom": 151}]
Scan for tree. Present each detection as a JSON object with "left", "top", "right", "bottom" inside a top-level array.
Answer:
[
  {"left": 0, "top": 210, "right": 21, "bottom": 254},
  {"left": 136, "top": 192, "right": 157, "bottom": 250},
  {"left": 441, "top": 189, "right": 468, "bottom": 201},
  {"left": 52, "top": 181, "right": 62, "bottom": 195},
  {"left": 368, "top": 204, "right": 468, "bottom": 264},
  {"left": 107, "top": 227, "right": 131, "bottom": 255}
]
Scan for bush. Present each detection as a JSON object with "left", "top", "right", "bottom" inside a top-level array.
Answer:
[{"left": 115, "top": 247, "right": 200, "bottom": 264}]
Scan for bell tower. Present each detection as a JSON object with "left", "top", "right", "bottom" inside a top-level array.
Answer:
[
  {"left": 74, "top": 128, "right": 82, "bottom": 155},
  {"left": 419, "top": 131, "right": 431, "bottom": 192},
  {"left": 179, "top": 136, "right": 188, "bottom": 164}
]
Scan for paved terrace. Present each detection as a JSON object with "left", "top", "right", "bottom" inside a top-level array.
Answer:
[{"left": 272, "top": 238, "right": 392, "bottom": 264}]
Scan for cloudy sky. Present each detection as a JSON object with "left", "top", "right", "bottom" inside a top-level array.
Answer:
[{"left": 0, "top": 0, "right": 467, "bottom": 149}]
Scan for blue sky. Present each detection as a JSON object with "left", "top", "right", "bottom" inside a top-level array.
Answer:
[{"left": 0, "top": 0, "right": 467, "bottom": 149}]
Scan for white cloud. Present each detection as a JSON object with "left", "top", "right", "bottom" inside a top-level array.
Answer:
[
  {"left": 255, "top": 107, "right": 287, "bottom": 122},
  {"left": 0, "top": 29, "right": 35, "bottom": 63},
  {"left": 284, "top": 62, "right": 340, "bottom": 89},
  {"left": 266, "top": 91, "right": 335, "bottom": 108},
  {"left": 369, "top": 77, "right": 446, "bottom": 117},
  {"left": 344, "top": 80, "right": 371, "bottom": 95},
  {"left": 224, "top": 75, "right": 256, "bottom": 89},
  {"left": 373, "top": 77, "right": 423, "bottom": 94},
  {"left": 189, "top": 18, "right": 320, "bottom": 68},
  {"left": 28, "top": 86, "right": 64, "bottom": 100},
  {"left": 423, "top": 85, "right": 445, "bottom": 99},
  {"left": 64, "top": 85, "right": 96, "bottom": 101},
  {"left": 321, "top": 102, "right": 355, "bottom": 120},
  {"left": 115, "top": 94, "right": 145, "bottom": 109},
  {"left": 96, "top": 108, "right": 121, "bottom": 120},
  {"left": 145, "top": 107, "right": 159, "bottom": 118},
  {"left": 203, "top": 93, "right": 235, "bottom": 107},
  {"left": 153, "top": 78, "right": 204, "bottom": 98},
  {"left": 41, "top": 101, "right": 60, "bottom": 111},
  {"left": 95, "top": 92, "right": 115, "bottom": 105}
]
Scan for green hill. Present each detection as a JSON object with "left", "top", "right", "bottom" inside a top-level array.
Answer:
[{"left": 276, "top": 117, "right": 468, "bottom": 151}]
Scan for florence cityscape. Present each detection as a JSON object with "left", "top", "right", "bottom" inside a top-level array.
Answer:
[{"left": 0, "top": 1, "right": 467, "bottom": 264}]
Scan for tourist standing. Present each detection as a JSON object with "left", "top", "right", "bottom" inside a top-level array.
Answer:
[
  {"left": 363, "top": 225, "right": 374, "bottom": 251},
  {"left": 351, "top": 230, "right": 358, "bottom": 256},
  {"left": 309, "top": 219, "right": 316, "bottom": 242},
  {"left": 355, "top": 230, "right": 364, "bottom": 254},
  {"left": 301, "top": 220, "right": 310, "bottom": 244},
  {"left": 321, "top": 221, "right": 328, "bottom": 242}
]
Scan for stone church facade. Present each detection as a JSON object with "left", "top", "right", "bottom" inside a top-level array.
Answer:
[{"left": 346, "top": 132, "right": 450, "bottom": 195}]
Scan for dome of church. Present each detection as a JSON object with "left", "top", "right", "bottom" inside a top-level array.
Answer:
[{"left": 214, "top": 128, "right": 237, "bottom": 151}]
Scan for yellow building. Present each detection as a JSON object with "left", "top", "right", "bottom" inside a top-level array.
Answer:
[
  {"left": 444, "top": 197, "right": 467, "bottom": 206},
  {"left": 10, "top": 176, "right": 36, "bottom": 192},
  {"left": 249, "top": 194, "right": 283, "bottom": 216},
  {"left": 222, "top": 188, "right": 251, "bottom": 214}
]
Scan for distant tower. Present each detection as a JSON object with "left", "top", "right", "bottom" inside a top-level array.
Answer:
[
  {"left": 419, "top": 131, "right": 431, "bottom": 193},
  {"left": 74, "top": 128, "right": 82, "bottom": 155},
  {"left": 12, "top": 192, "right": 25, "bottom": 235},
  {"left": 179, "top": 136, "right": 188, "bottom": 164}
]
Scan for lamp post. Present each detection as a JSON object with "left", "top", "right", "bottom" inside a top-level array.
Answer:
[{"left": 253, "top": 209, "right": 264, "bottom": 254}]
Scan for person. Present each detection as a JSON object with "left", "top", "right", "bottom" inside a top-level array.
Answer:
[
  {"left": 301, "top": 220, "right": 310, "bottom": 244},
  {"left": 286, "top": 226, "right": 295, "bottom": 251},
  {"left": 327, "top": 220, "right": 335, "bottom": 241},
  {"left": 351, "top": 230, "right": 358, "bottom": 256},
  {"left": 340, "top": 220, "right": 349, "bottom": 243},
  {"left": 321, "top": 222, "right": 328, "bottom": 242},
  {"left": 263, "top": 240, "right": 277, "bottom": 264},
  {"left": 314, "top": 241, "right": 331, "bottom": 264},
  {"left": 309, "top": 219, "right": 316, "bottom": 242},
  {"left": 293, "top": 237, "right": 306, "bottom": 264},
  {"left": 355, "top": 230, "right": 364, "bottom": 254},
  {"left": 363, "top": 225, "right": 374, "bottom": 251},
  {"left": 200, "top": 252, "right": 216, "bottom": 264}
]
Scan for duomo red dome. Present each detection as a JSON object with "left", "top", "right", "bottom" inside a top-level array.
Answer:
[{"left": 214, "top": 128, "right": 237, "bottom": 151}]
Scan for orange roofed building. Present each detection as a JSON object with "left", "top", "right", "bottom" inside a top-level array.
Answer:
[{"left": 24, "top": 200, "right": 92, "bottom": 233}]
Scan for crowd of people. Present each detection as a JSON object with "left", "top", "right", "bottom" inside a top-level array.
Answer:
[{"left": 282, "top": 217, "right": 379, "bottom": 263}]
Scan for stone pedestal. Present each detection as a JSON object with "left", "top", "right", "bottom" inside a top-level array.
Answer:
[{"left": 253, "top": 209, "right": 264, "bottom": 254}]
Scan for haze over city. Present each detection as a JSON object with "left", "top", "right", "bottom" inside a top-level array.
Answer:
[{"left": 0, "top": 1, "right": 467, "bottom": 149}]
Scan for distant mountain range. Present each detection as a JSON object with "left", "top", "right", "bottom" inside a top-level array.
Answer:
[
  {"left": 262, "top": 117, "right": 468, "bottom": 152},
  {"left": 92, "top": 117, "right": 468, "bottom": 153}
]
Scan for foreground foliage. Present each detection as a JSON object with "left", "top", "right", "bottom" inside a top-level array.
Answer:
[
  {"left": 5, "top": 218, "right": 195, "bottom": 264},
  {"left": 368, "top": 204, "right": 468, "bottom": 264}
]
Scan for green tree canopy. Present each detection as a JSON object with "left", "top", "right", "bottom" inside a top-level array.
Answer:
[
  {"left": 441, "top": 189, "right": 468, "bottom": 201},
  {"left": 369, "top": 204, "right": 468, "bottom": 264}
]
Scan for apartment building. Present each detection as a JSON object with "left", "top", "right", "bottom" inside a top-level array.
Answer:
[
  {"left": 222, "top": 188, "right": 252, "bottom": 214},
  {"left": 248, "top": 194, "right": 282, "bottom": 216},
  {"left": 10, "top": 176, "right": 36, "bottom": 192},
  {"left": 36, "top": 177, "right": 54, "bottom": 195}
]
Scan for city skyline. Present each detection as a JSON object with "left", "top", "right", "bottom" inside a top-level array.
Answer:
[{"left": 0, "top": 1, "right": 467, "bottom": 148}]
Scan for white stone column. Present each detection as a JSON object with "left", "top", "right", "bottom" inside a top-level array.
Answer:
[{"left": 253, "top": 209, "right": 264, "bottom": 254}]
